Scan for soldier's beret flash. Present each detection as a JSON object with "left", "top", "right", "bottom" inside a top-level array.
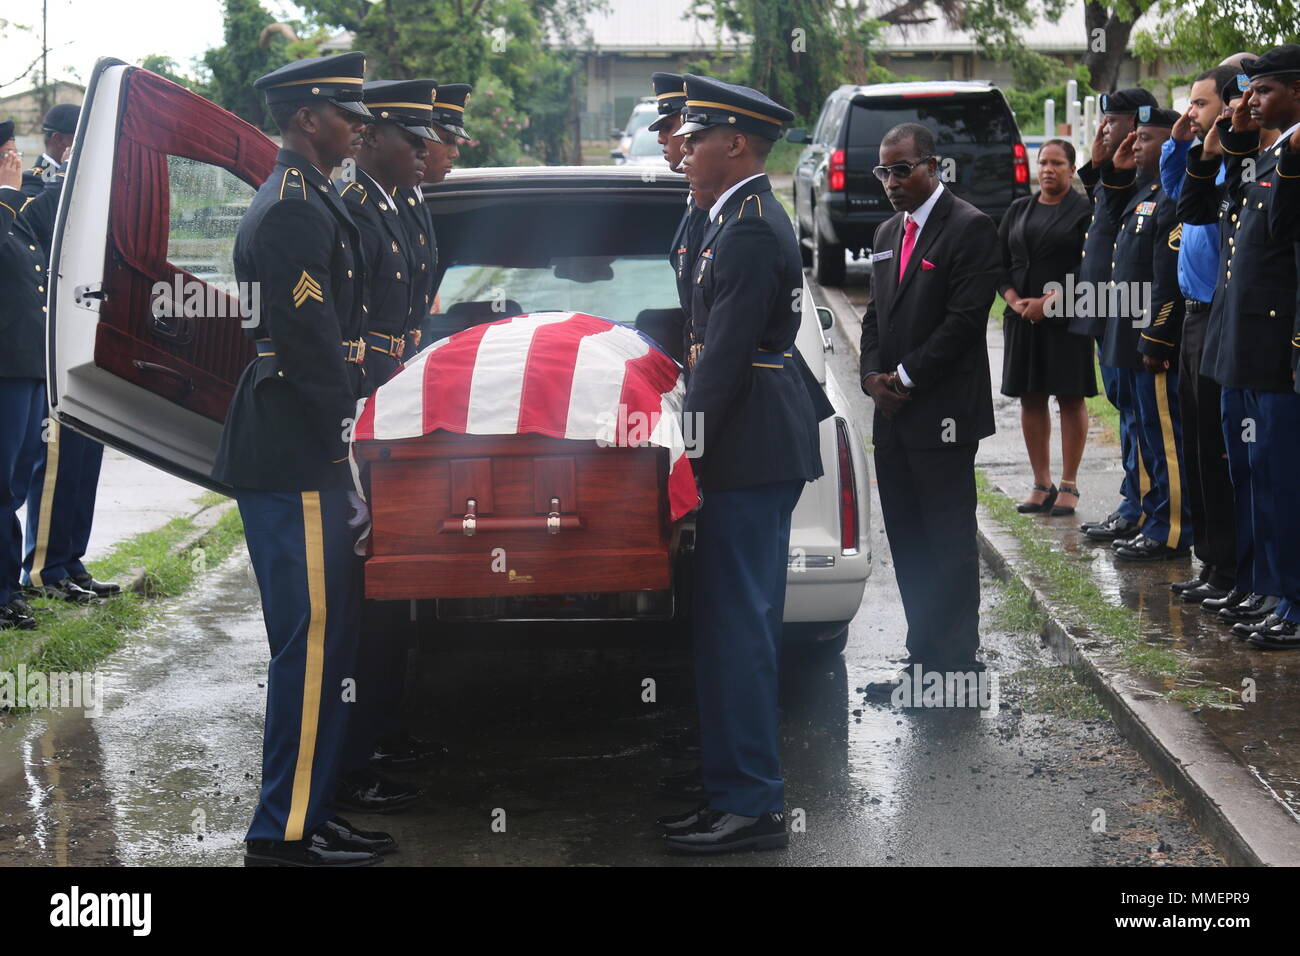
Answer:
[
  {"left": 41, "top": 103, "right": 80, "bottom": 135},
  {"left": 648, "top": 72, "right": 687, "bottom": 132},
  {"left": 1098, "top": 87, "right": 1159, "bottom": 115},
  {"left": 364, "top": 79, "right": 441, "bottom": 143},
  {"left": 254, "top": 52, "right": 371, "bottom": 118},
  {"left": 674, "top": 74, "right": 794, "bottom": 141},
  {"left": 1241, "top": 44, "right": 1300, "bottom": 81},
  {"left": 429, "top": 83, "right": 472, "bottom": 141},
  {"left": 1220, "top": 74, "right": 1249, "bottom": 104},
  {"left": 1136, "top": 106, "right": 1179, "bottom": 128}
]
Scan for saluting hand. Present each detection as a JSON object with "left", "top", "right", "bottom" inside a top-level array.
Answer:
[
  {"left": 1231, "top": 88, "right": 1258, "bottom": 133},
  {"left": 1112, "top": 131, "right": 1138, "bottom": 170},
  {"left": 0, "top": 148, "right": 21, "bottom": 190},
  {"left": 1090, "top": 121, "right": 1107, "bottom": 167},
  {"left": 1171, "top": 107, "right": 1197, "bottom": 143}
]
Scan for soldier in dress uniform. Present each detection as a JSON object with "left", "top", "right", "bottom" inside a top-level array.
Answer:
[
  {"left": 332, "top": 78, "right": 442, "bottom": 810},
  {"left": 0, "top": 124, "right": 65, "bottom": 629},
  {"left": 1075, "top": 88, "right": 1160, "bottom": 544},
  {"left": 209, "top": 52, "right": 396, "bottom": 867},
  {"left": 1098, "top": 107, "right": 1192, "bottom": 561},
  {"left": 16, "top": 102, "right": 120, "bottom": 606},
  {"left": 1179, "top": 47, "right": 1300, "bottom": 641},
  {"left": 653, "top": 75, "right": 826, "bottom": 855}
]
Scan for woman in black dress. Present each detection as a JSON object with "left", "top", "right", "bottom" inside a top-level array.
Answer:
[{"left": 999, "top": 138, "right": 1094, "bottom": 516}]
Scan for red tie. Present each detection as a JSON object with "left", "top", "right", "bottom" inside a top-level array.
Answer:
[{"left": 898, "top": 216, "right": 918, "bottom": 282}]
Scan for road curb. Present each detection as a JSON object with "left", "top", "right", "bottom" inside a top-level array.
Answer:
[
  {"left": 125, "top": 499, "right": 238, "bottom": 595},
  {"left": 976, "top": 506, "right": 1300, "bottom": 867}
]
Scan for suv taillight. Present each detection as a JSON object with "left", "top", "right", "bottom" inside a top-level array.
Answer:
[
  {"left": 829, "top": 148, "right": 846, "bottom": 192},
  {"left": 835, "top": 419, "right": 859, "bottom": 554},
  {"left": 1013, "top": 142, "right": 1029, "bottom": 185}
]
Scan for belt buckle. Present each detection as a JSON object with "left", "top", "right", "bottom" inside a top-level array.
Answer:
[
  {"left": 409, "top": 329, "right": 422, "bottom": 350},
  {"left": 393, "top": 333, "right": 406, "bottom": 359}
]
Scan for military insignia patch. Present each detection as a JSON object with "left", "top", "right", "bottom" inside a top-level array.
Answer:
[
  {"left": 292, "top": 271, "right": 324, "bottom": 308},
  {"left": 1136, "top": 201, "right": 1156, "bottom": 216}
]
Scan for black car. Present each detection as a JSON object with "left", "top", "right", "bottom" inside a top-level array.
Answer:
[{"left": 788, "top": 81, "right": 1031, "bottom": 285}]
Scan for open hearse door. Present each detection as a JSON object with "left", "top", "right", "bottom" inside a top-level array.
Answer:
[{"left": 48, "top": 58, "right": 277, "bottom": 491}]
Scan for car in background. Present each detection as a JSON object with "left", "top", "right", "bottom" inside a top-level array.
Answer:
[
  {"left": 610, "top": 97, "right": 658, "bottom": 163},
  {"left": 787, "top": 81, "right": 1030, "bottom": 285},
  {"left": 50, "top": 58, "right": 872, "bottom": 654},
  {"left": 619, "top": 127, "right": 671, "bottom": 170}
]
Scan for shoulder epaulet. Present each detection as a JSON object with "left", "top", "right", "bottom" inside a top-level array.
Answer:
[
  {"left": 19, "top": 195, "right": 36, "bottom": 212},
  {"left": 278, "top": 167, "right": 309, "bottom": 201},
  {"left": 736, "top": 193, "right": 764, "bottom": 219},
  {"left": 339, "top": 180, "right": 367, "bottom": 203}
]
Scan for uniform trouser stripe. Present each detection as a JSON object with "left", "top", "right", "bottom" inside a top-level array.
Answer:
[
  {"left": 28, "top": 421, "right": 60, "bottom": 588},
  {"left": 1153, "top": 371, "right": 1183, "bottom": 550},
  {"left": 285, "top": 491, "right": 327, "bottom": 841}
]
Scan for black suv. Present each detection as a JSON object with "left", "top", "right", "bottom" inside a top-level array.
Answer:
[{"left": 788, "top": 81, "right": 1030, "bottom": 285}]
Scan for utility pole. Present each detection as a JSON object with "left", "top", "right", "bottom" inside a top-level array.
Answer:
[{"left": 40, "top": 0, "right": 51, "bottom": 119}]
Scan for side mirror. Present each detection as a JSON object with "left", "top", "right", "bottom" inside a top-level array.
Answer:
[
  {"left": 786, "top": 128, "right": 809, "bottom": 145},
  {"left": 611, "top": 129, "right": 624, "bottom": 139},
  {"left": 816, "top": 306, "right": 834, "bottom": 331}
]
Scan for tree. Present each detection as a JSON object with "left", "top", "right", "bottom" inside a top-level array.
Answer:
[
  {"left": 1134, "top": 0, "right": 1300, "bottom": 68},
  {"left": 201, "top": 0, "right": 295, "bottom": 130},
  {"left": 140, "top": 55, "right": 200, "bottom": 91}
]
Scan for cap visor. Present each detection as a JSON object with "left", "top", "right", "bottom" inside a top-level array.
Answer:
[
  {"left": 334, "top": 99, "right": 373, "bottom": 119},
  {"left": 444, "top": 124, "right": 469, "bottom": 140},
  {"left": 399, "top": 122, "right": 440, "bottom": 142},
  {"left": 674, "top": 120, "right": 710, "bottom": 137},
  {"left": 647, "top": 114, "right": 674, "bottom": 132}
]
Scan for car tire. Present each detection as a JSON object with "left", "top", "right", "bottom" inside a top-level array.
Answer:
[
  {"left": 795, "top": 195, "right": 813, "bottom": 268},
  {"left": 812, "top": 219, "right": 846, "bottom": 286}
]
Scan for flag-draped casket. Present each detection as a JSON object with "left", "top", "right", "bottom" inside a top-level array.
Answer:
[{"left": 351, "top": 312, "right": 697, "bottom": 599}]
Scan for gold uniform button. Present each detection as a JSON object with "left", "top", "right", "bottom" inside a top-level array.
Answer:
[
  {"left": 1231, "top": 214, "right": 1237, "bottom": 222},
  {"left": 1227, "top": 270, "right": 1232, "bottom": 278},
  {"left": 407, "top": 197, "right": 416, "bottom": 207},
  {"left": 1257, "top": 202, "right": 1263, "bottom": 209},
  {"left": 35, "top": 264, "right": 41, "bottom": 271},
  {"left": 1270, "top": 310, "right": 1277, "bottom": 317},
  {"left": 421, "top": 263, "right": 426, "bottom": 270},
  {"left": 1081, "top": 250, "right": 1087, "bottom": 257},
  {"left": 41, "top": 306, "right": 47, "bottom": 312},
  {"left": 1229, "top": 237, "right": 1234, "bottom": 245},
  {"left": 1242, "top": 198, "right": 1247, "bottom": 206},
  {"left": 396, "top": 271, "right": 402, "bottom": 279},
  {"left": 1084, "top": 231, "right": 1089, "bottom": 239},
  {"left": 37, "top": 285, "right": 44, "bottom": 292},
  {"left": 391, "top": 241, "right": 399, "bottom": 253},
  {"left": 418, "top": 234, "right": 425, "bottom": 245},
  {"left": 347, "top": 269, "right": 353, "bottom": 278},
  {"left": 28, "top": 244, "right": 36, "bottom": 251}
]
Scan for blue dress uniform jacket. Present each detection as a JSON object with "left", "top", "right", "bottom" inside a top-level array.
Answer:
[
  {"left": 399, "top": 186, "right": 437, "bottom": 336},
  {"left": 0, "top": 183, "right": 59, "bottom": 380},
  {"left": 1098, "top": 169, "right": 1185, "bottom": 368},
  {"left": 1265, "top": 136, "right": 1300, "bottom": 386},
  {"left": 337, "top": 176, "right": 414, "bottom": 391},
  {"left": 211, "top": 150, "right": 367, "bottom": 491},
  {"left": 684, "top": 176, "right": 824, "bottom": 492},
  {"left": 1070, "top": 159, "right": 1123, "bottom": 338},
  {"left": 1179, "top": 120, "right": 1296, "bottom": 392}
]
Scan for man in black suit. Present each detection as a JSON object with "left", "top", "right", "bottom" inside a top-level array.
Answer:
[
  {"left": 654, "top": 75, "right": 826, "bottom": 855},
  {"left": 860, "top": 123, "right": 1001, "bottom": 676}
]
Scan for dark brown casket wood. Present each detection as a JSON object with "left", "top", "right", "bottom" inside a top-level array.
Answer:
[{"left": 354, "top": 431, "right": 676, "bottom": 600}]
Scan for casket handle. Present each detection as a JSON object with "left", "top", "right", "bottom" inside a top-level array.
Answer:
[
  {"left": 463, "top": 498, "right": 477, "bottom": 536},
  {"left": 547, "top": 497, "right": 561, "bottom": 534}
]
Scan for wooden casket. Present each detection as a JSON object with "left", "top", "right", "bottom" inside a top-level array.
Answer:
[{"left": 354, "top": 431, "right": 677, "bottom": 600}]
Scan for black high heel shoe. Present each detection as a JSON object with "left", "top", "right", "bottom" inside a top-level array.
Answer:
[
  {"left": 1017, "top": 483, "right": 1058, "bottom": 514},
  {"left": 1050, "top": 484, "right": 1080, "bottom": 516}
]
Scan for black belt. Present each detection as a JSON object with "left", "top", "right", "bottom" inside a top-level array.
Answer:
[
  {"left": 255, "top": 338, "right": 366, "bottom": 364},
  {"left": 1186, "top": 299, "right": 1211, "bottom": 313}
]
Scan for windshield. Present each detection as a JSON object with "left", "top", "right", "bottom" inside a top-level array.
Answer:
[
  {"left": 626, "top": 107, "right": 656, "bottom": 137},
  {"left": 438, "top": 255, "right": 678, "bottom": 327},
  {"left": 847, "top": 96, "right": 1015, "bottom": 147},
  {"left": 629, "top": 128, "right": 663, "bottom": 157}
]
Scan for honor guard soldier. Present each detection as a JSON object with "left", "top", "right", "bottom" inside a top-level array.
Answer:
[
  {"left": 1076, "top": 88, "right": 1160, "bottom": 545},
  {"left": 0, "top": 124, "right": 67, "bottom": 629},
  {"left": 655, "top": 76, "right": 827, "bottom": 855},
  {"left": 405, "top": 82, "right": 472, "bottom": 332},
  {"left": 1099, "top": 106, "right": 1192, "bottom": 561},
  {"left": 1180, "top": 48, "right": 1300, "bottom": 640},
  {"left": 210, "top": 52, "right": 396, "bottom": 866},
  {"left": 651, "top": 71, "right": 710, "bottom": 363},
  {"left": 333, "top": 78, "right": 441, "bottom": 810},
  {"left": 22, "top": 104, "right": 78, "bottom": 208}
]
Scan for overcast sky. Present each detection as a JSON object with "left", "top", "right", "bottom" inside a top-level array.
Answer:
[{"left": 1, "top": 0, "right": 307, "bottom": 92}]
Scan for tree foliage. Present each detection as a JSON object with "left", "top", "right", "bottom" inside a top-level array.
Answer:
[{"left": 1134, "top": 0, "right": 1300, "bottom": 68}]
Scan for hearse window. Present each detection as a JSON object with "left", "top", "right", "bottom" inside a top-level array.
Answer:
[{"left": 167, "top": 155, "right": 253, "bottom": 289}]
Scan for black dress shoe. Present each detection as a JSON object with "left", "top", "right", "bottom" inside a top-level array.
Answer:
[
  {"left": 1172, "top": 566, "right": 1212, "bottom": 593},
  {"left": 1085, "top": 514, "right": 1141, "bottom": 541},
  {"left": 244, "top": 828, "right": 382, "bottom": 867},
  {"left": 335, "top": 770, "right": 423, "bottom": 814},
  {"left": 1080, "top": 510, "right": 1122, "bottom": 533},
  {"left": 658, "top": 766, "right": 705, "bottom": 800},
  {"left": 24, "top": 578, "right": 98, "bottom": 604},
  {"left": 656, "top": 803, "right": 709, "bottom": 834},
  {"left": 71, "top": 573, "right": 121, "bottom": 597},
  {"left": 6, "top": 594, "right": 51, "bottom": 617},
  {"left": 1114, "top": 536, "right": 1189, "bottom": 561},
  {"left": 1110, "top": 533, "right": 1143, "bottom": 550},
  {"left": 1202, "top": 588, "right": 1249, "bottom": 612},
  {"left": 1219, "top": 593, "right": 1279, "bottom": 623},
  {"left": 0, "top": 601, "right": 38, "bottom": 631},
  {"left": 1248, "top": 618, "right": 1300, "bottom": 650},
  {"left": 1181, "top": 582, "right": 1229, "bottom": 604},
  {"left": 1232, "top": 613, "right": 1284, "bottom": 639},
  {"left": 370, "top": 732, "right": 447, "bottom": 770},
  {"left": 320, "top": 816, "right": 398, "bottom": 855},
  {"left": 663, "top": 809, "right": 789, "bottom": 855}
]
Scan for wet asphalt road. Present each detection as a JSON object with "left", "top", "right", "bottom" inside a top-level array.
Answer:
[{"left": 0, "top": 316, "right": 1221, "bottom": 867}]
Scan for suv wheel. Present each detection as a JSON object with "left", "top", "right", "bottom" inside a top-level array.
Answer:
[{"left": 812, "top": 218, "right": 846, "bottom": 286}]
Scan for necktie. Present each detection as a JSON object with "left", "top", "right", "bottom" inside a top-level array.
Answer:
[{"left": 898, "top": 216, "right": 919, "bottom": 282}]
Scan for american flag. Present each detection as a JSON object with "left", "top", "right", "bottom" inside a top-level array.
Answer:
[{"left": 351, "top": 311, "right": 698, "bottom": 520}]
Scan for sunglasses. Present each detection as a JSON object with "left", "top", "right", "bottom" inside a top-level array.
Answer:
[{"left": 872, "top": 156, "right": 933, "bottom": 182}]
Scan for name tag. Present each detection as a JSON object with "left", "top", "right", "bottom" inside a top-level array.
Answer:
[{"left": 870, "top": 250, "right": 893, "bottom": 262}]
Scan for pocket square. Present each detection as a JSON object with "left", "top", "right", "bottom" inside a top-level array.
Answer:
[{"left": 921, "top": 258, "right": 936, "bottom": 271}]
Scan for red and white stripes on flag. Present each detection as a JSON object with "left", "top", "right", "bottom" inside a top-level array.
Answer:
[{"left": 351, "top": 311, "right": 698, "bottom": 520}]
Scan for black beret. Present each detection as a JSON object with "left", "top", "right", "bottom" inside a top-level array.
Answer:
[
  {"left": 41, "top": 103, "right": 80, "bottom": 135},
  {"left": 1242, "top": 44, "right": 1300, "bottom": 80},
  {"left": 255, "top": 52, "right": 371, "bottom": 119},
  {"left": 648, "top": 72, "right": 687, "bottom": 132},
  {"left": 1136, "top": 106, "right": 1179, "bottom": 128},
  {"left": 1099, "top": 87, "right": 1159, "bottom": 115},
  {"left": 0, "top": 119, "right": 13, "bottom": 143},
  {"left": 675, "top": 74, "right": 794, "bottom": 141},
  {"left": 1220, "top": 72, "right": 1250, "bottom": 105}
]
